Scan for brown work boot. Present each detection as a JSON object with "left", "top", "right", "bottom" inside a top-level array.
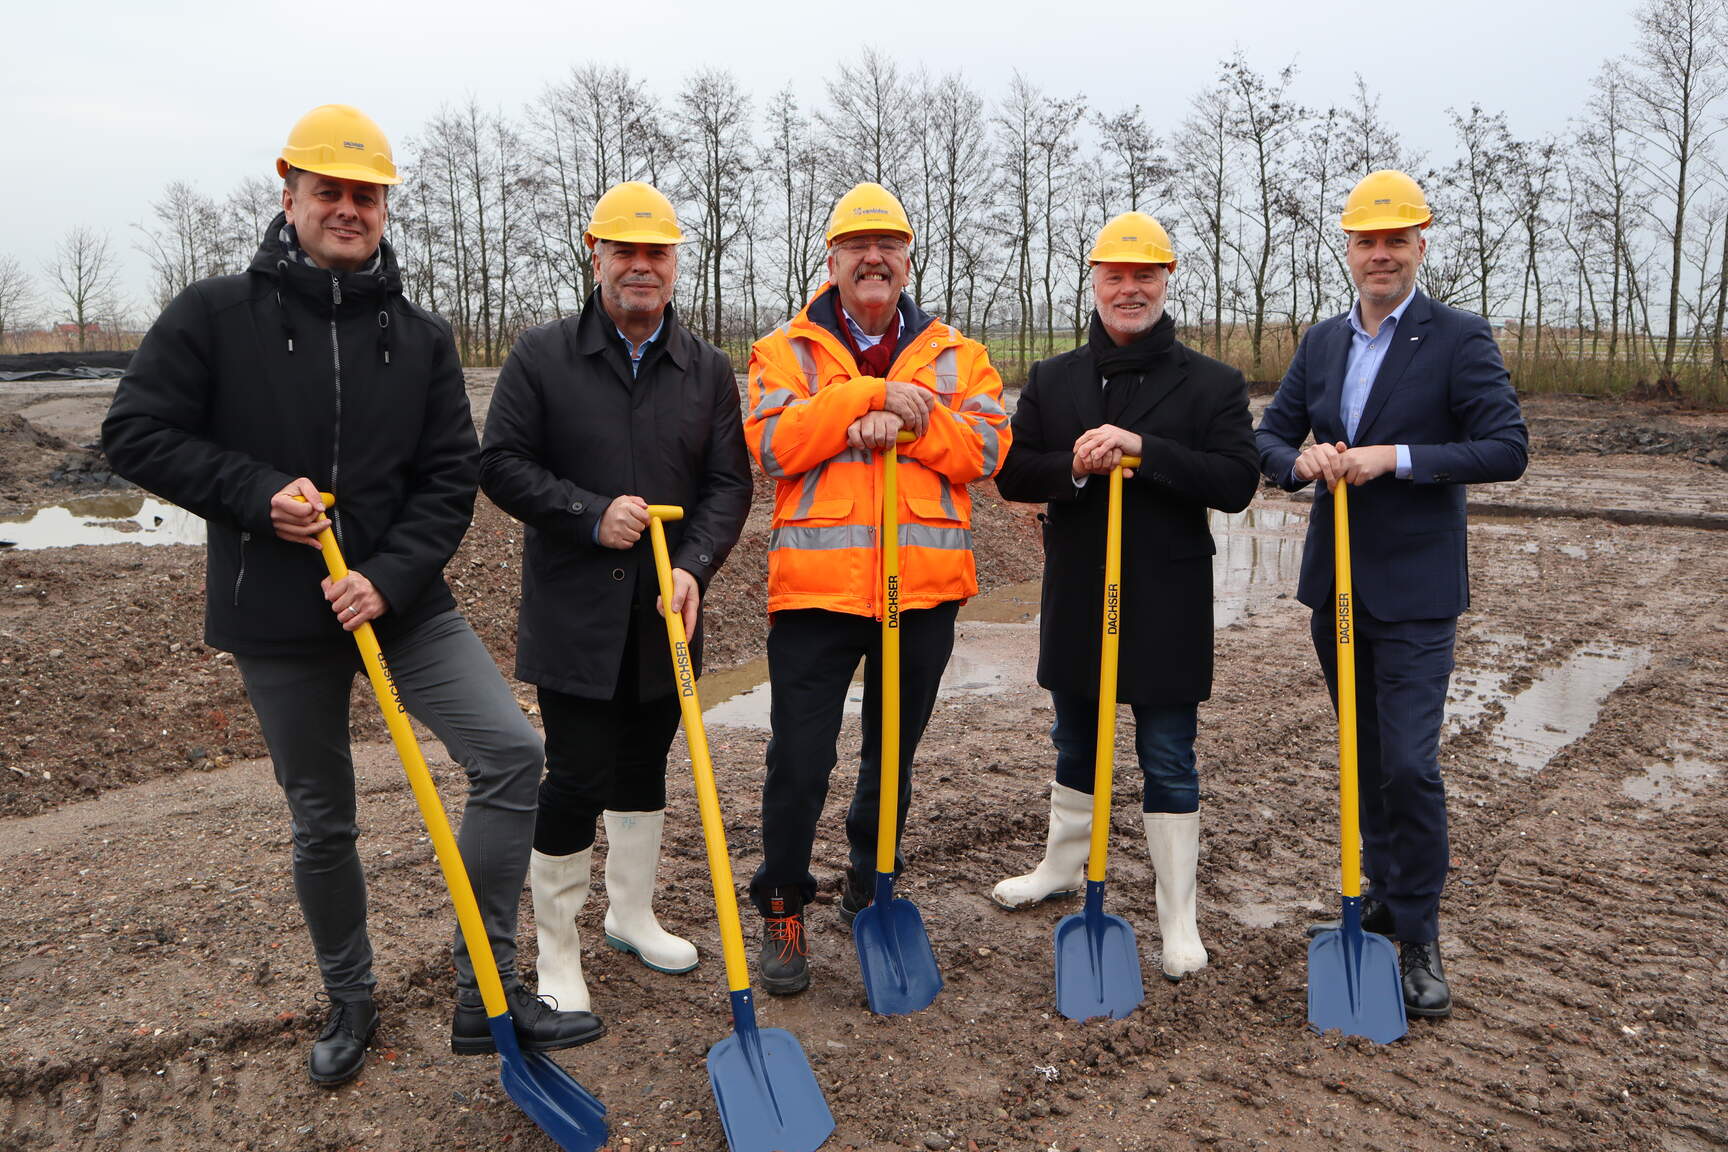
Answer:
[{"left": 758, "top": 887, "right": 810, "bottom": 996}]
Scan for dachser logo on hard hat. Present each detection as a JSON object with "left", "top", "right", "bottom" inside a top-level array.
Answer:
[{"left": 343, "top": 139, "right": 365, "bottom": 151}]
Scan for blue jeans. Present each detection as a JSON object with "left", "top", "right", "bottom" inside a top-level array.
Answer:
[{"left": 1050, "top": 691, "right": 1199, "bottom": 814}]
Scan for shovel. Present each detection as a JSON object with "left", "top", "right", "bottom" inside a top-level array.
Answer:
[
  {"left": 303, "top": 493, "right": 607, "bottom": 1151},
  {"left": 1306, "top": 481, "right": 1408, "bottom": 1044},
  {"left": 1053, "top": 456, "right": 1146, "bottom": 1022},
  {"left": 852, "top": 431, "right": 943, "bottom": 1016},
  {"left": 644, "top": 505, "right": 834, "bottom": 1152}
]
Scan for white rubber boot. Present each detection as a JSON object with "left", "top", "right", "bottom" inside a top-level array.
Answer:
[
  {"left": 991, "top": 783, "right": 1093, "bottom": 909},
  {"left": 1144, "top": 811, "right": 1208, "bottom": 980},
  {"left": 530, "top": 846, "right": 592, "bottom": 1013},
  {"left": 602, "top": 810, "right": 698, "bottom": 974}
]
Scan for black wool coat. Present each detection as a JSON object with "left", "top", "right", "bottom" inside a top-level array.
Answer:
[
  {"left": 479, "top": 295, "right": 751, "bottom": 700},
  {"left": 995, "top": 332, "right": 1259, "bottom": 705}
]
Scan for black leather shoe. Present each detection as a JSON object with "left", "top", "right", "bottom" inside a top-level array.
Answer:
[
  {"left": 1400, "top": 940, "right": 1452, "bottom": 1018},
  {"left": 759, "top": 887, "right": 810, "bottom": 995},
  {"left": 308, "top": 994, "right": 377, "bottom": 1086},
  {"left": 839, "top": 868, "right": 872, "bottom": 929},
  {"left": 1304, "top": 897, "right": 1394, "bottom": 939},
  {"left": 451, "top": 982, "right": 606, "bottom": 1055}
]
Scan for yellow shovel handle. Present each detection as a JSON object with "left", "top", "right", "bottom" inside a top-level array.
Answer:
[
  {"left": 1085, "top": 455, "right": 1140, "bottom": 883},
  {"left": 644, "top": 506, "right": 752, "bottom": 995},
  {"left": 1333, "top": 482, "right": 1362, "bottom": 899},
  {"left": 876, "top": 436, "right": 905, "bottom": 876},
  {"left": 302, "top": 494, "right": 508, "bottom": 1020}
]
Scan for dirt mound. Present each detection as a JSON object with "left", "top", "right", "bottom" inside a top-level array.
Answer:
[{"left": 0, "top": 413, "right": 83, "bottom": 488}]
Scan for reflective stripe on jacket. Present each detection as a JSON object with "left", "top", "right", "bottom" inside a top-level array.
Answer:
[{"left": 745, "top": 283, "right": 1011, "bottom": 617}]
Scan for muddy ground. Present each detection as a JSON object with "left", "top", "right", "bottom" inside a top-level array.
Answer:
[{"left": 0, "top": 379, "right": 1724, "bottom": 1152}]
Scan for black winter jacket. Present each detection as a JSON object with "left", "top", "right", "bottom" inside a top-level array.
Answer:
[
  {"left": 102, "top": 215, "right": 477, "bottom": 656},
  {"left": 479, "top": 294, "right": 751, "bottom": 699},
  {"left": 996, "top": 331, "right": 1259, "bottom": 704}
]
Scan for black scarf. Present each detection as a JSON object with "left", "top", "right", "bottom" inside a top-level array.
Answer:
[{"left": 1088, "top": 309, "right": 1175, "bottom": 384}]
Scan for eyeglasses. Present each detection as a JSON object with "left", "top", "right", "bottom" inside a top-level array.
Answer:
[{"left": 834, "top": 236, "right": 909, "bottom": 256}]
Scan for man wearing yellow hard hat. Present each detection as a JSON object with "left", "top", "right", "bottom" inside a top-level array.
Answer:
[
  {"left": 743, "top": 183, "right": 1011, "bottom": 994},
  {"left": 1256, "top": 170, "right": 1527, "bottom": 1019},
  {"left": 104, "top": 104, "right": 603, "bottom": 1086},
  {"left": 992, "top": 211, "right": 1258, "bottom": 981},
  {"left": 479, "top": 181, "right": 750, "bottom": 1012}
]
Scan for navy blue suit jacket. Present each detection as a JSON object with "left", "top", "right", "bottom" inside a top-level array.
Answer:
[{"left": 1255, "top": 290, "right": 1528, "bottom": 621}]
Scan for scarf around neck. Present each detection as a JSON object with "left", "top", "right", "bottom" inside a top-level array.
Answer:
[{"left": 1088, "top": 309, "right": 1175, "bottom": 384}]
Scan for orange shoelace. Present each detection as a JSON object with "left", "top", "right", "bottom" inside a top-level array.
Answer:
[{"left": 765, "top": 913, "right": 807, "bottom": 962}]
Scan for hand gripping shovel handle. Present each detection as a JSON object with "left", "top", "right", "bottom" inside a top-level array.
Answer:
[
  {"left": 642, "top": 506, "right": 752, "bottom": 998},
  {"left": 1085, "top": 456, "right": 1139, "bottom": 883},
  {"left": 1332, "top": 482, "right": 1362, "bottom": 899},
  {"left": 299, "top": 493, "right": 508, "bottom": 1019}
]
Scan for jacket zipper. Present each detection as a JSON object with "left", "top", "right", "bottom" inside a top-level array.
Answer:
[
  {"left": 233, "top": 530, "right": 249, "bottom": 606},
  {"left": 328, "top": 277, "right": 344, "bottom": 549}
]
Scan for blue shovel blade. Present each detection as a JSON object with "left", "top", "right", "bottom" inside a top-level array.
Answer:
[
  {"left": 853, "top": 893, "right": 943, "bottom": 1016},
  {"left": 1307, "top": 918, "right": 1408, "bottom": 1045},
  {"left": 1053, "top": 882, "right": 1144, "bottom": 1022},
  {"left": 488, "top": 1015, "right": 608, "bottom": 1152},
  {"left": 708, "top": 1020, "right": 835, "bottom": 1152}
]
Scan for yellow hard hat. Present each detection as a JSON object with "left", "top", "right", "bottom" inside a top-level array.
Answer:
[
  {"left": 1341, "top": 169, "right": 1431, "bottom": 231},
  {"left": 1088, "top": 211, "right": 1177, "bottom": 269},
  {"left": 584, "top": 182, "right": 684, "bottom": 248},
  {"left": 276, "top": 104, "right": 400, "bottom": 186},
  {"left": 826, "top": 183, "right": 915, "bottom": 246}
]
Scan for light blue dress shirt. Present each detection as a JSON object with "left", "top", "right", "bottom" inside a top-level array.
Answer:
[
  {"left": 842, "top": 305, "right": 902, "bottom": 350},
  {"left": 614, "top": 316, "right": 666, "bottom": 378},
  {"left": 1343, "top": 288, "right": 1416, "bottom": 478}
]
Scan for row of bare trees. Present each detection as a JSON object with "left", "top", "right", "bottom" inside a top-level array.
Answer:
[{"left": 7, "top": 0, "right": 1726, "bottom": 397}]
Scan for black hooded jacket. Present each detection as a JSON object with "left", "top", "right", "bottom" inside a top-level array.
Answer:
[{"left": 102, "top": 214, "right": 476, "bottom": 656}]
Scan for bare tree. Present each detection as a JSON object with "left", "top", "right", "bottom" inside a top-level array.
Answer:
[
  {"left": 0, "top": 254, "right": 35, "bottom": 351},
  {"left": 47, "top": 228, "right": 122, "bottom": 352},
  {"left": 676, "top": 68, "right": 754, "bottom": 343},
  {"left": 993, "top": 73, "right": 1045, "bottom": 365},
  {"left": 1575, "top": 61, "right": 1645, "bottom": 376},
  {"left": 761, "top": 86, "right": 828, "bottom": 320},
  {"left": 1342, "top": 75, "right": 1418, "bottom": 175},
  {"left": 820, "top": 48, "right": 916, "bottom": 193},
  {"left": 222, "top": 176, "right": 281, "bottom": 270},
  {"left": 1095, "top": 104, "right": 1173, "bottom": 212},
  {"left": 1224, "top": 53, "right": 1304, "bottom": 379},
  {"left": 921, "top": 73, "right": 992, "bottom": 327},
  {"left": 135, "top": 181, "right": 225, "bottom": 310},
  {"left": 1626, "top": 0, "right": 1728, "bottom": 376},
  {"left": 1441, "top": 104, "right": 1521, "bottom": 317},
  {"left": 1033, "top": 92, "right": 1087, "bottom": 356},
  {"left": 1174, "top": 79, "right": 1234, "bottom": 357}
]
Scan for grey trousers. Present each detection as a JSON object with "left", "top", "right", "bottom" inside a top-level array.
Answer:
[{"left": 237, "top": 610, "right": 541, "bottom": 1001}]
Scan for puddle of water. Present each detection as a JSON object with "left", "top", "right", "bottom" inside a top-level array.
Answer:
[
  {"left": 1210, "top": 506, "right": 1304, "bottom": 627},
  {"left": 1487, "top": 643, "right": 1650, "bottom": 772},
  {"left": 0, "top": 495, "right": 204, "bottom": 549},
  {"left": 700, "top": 621, "right": 1038, "bottom": 731},
  {"left": 1444, "top": 629, "right": 1534, "bottom": 736},
  {"left": 1622, "top": 756, "right": 1719, "bottom": 813}
]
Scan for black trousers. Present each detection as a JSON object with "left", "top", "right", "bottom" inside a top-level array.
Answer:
[
  {"left": 1310, "top": 606, "right": 1456, "bottom": 943},
  {"left": 534, "top": 611, "right": 681, "bottom": 856},
  {"left": 749, "top": 603, "right": 959, "bottom": 914}
]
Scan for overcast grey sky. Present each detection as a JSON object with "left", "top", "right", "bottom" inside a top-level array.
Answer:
[{"left": 7, "top": 0, "right": 1643, "bottom": 315}]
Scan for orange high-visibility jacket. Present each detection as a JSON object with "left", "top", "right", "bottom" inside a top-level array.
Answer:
[{"left": 746, "top": 284, "right": 1011, "bottom": 617}]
